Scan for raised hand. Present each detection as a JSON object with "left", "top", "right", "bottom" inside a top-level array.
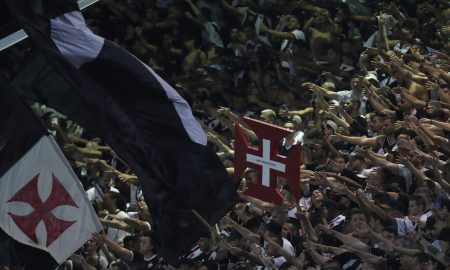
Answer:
[
  {"left": 354, "top": 146, "right": 369, "bottom": 158},
  {"left": 217, "top": 106, "right": 231, "bottom": 116},
  {"left": 311, "top": 171, "right": 328, "bottom": 187},
  {"left": 395, "top": 121, "right": 407, "bottom": 130},
  {"left": 328, "top": 133, "right": 342, "bottom": 143},
  {"left": 371, "top": 58, "right": 388, "bottom": 70},
  {"left": 327, "top": 159, "right": 341, "bottom": 173},
  {"left": 427, "top": 100, "right": 441, "bottom": 110},
  {"left": 425, "top": 81, "right": 438, "bottom": 92},
  {"left": 397, "top": 138, "right": 414, "bottom": 151},
  {"left": 405, "top": 115, "right": 419, "bottom": 126},
  {"left": 390, "top": 54, "right": 403, "bottom": 66},
  {"left": 361, "top": 87, "right": 374, "bottom": 98},
  {"left": 329, "top": 104, "right": 342, "bottom": 114},
  {"left": 397, "top": 154, "right": 409, "bottom": 165},
  {"left": 318, "top": 224, "right": 333, "bottom": 235}
]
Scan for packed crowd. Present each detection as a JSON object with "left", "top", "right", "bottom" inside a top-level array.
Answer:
[{"left": 1, "top": 0, "right": 450, "bottom": 269}]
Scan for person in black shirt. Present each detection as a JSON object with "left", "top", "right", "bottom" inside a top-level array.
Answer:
[{"left": 95, "top": 232, "right": 165, "bottom": 270}]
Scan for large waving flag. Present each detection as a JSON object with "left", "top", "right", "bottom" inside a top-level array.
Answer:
[
  {"left": 4, "top": 0, "right": 239, "bottom": 263},
  {"left": 0, "top": 76, "right": 102, "bottom": 267}
]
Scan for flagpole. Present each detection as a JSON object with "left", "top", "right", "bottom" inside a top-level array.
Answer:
[
  {"left": 191, "top": 210, "right": 233, "bottom": 249},
  {"left": 0, "top": 0, "right": 100, "bottom": 52},
  {"left": 380, "top": 12, "right": 390, "bottom": 51}
]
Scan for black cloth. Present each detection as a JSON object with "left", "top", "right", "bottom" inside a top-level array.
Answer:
[
  {"left": 131, "top": 253, "right": 162, "bottom": 270},
  {"left": 5, "top": 0, "right": 239, "bottom": 264}
]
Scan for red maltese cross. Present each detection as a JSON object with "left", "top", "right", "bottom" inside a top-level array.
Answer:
[{"left": 8, "top": 173, "right": 78, "bottom": 247}]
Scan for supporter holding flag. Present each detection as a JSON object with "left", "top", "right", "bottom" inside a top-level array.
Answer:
[
  {"left": 3, "top": 0, "right": 239, "bottom": 264},
  {"left": 0, "top": 75, "right": 102, "bottom": 269}
]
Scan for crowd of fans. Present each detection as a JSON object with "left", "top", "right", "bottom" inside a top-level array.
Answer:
[{"left": 1, "top": 0, "right": 450, "bottom": 269}]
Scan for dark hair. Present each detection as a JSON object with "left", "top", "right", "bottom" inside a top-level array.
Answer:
[
  {"left": 425, "top": 215, "right": 437, "bottom": 230},
  {"left": 322, "top": 259, "right": 341, "bottom": 270},
  {"left": 105, "top": 191, "right": 127, "bottom": 212},
  {"left": 348, "top": 208, "right": 367, "bottom": 221},
  {"left": 138, "top": 231, "right": 157, "bottom": 253},
  {"left": 286, "top": 217, "right": 301, "bottom": 230},
  {"left": 245, "top": 217, "right": 263, "bottom": 232},
  {"left": 122, "top": 235, "right": 135, "bottom": 245},
  {"left": 414, "top": 252, "right": 432, "bottom": 264},
  {"left": 201, "top": 261, "right": 220, "bottom": 270},
  {"left": 409, "top": 195, "right": 426, "bottom": 210},
  {"left": 281, "top": 185, "right": 292, "bottom": 193},
  {"left": 175, "top": 259, "right": 194, "bottom": 268},
  {"left": 383, "top": 114, "right": 397, "bottom": 123},
  {"left": 440, "top": 198, "right": 450, "bottom": 211},
  {"left": 402, "top": 19, "right": 418, "bottom": 30},
  {"left": 437, "top": 227, "right": 450, "bottom": 241},
  {"left": 428, "top": 108, "right": 447, "bottom": 121},
  {"left": 326, "top": 44, "right": 342, "bottom": 55},
  {"left": 394, "top": 128, "right": 409, "bottom": 139},
  {"left": 341, "top": 52, "right": 357, "bottom": 66},
  {"left": 110, "top": 260, "right": 128, "bottom": 270},
  {"left": 266, "top": 220, "right": 282, "bottom": 235},
  {"left": 228, "top": 229, "right": 243, "bottom": 241}
]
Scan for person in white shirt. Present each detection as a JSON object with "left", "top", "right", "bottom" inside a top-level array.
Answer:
[
  {"left": 85, "top": 169, "right": 119, "bottom": 203},
  {"left": 260, "top": 15, "right": 306, "bottom": 72},
  {"left": 102, "top": 191, "right": 130, "bottom": 244},
  {"left": 395, "top": 195, "right": 429, "bottom": 235}
]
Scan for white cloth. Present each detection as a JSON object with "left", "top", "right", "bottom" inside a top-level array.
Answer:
[
  {"left": 85, "top": 183, "right": 119, "bottom": 203},
  {"left": 336, "top": 90, "right": 368, "bottom": 115},
  {"left": 397, "top": 165, "right": 413, "bottom": 193},
  {"left": 281, "top": 131, "right": 304, "bottom": 151},
  {"left": 106, "top": 210, "right": 130, "bottom": 244},
  {"left": 280, "top": 29, "right": 305, "bottom": 52},
  {"left": 273, "top": 256, "right": 287, "bottom": 267},
  {"left": 336, "top": 90, "right": 353, "bottom": 103},
  {"left": 282, "top": 238, "right": 296, "bottom": 256},
  {"left": 0, "top": 136, "right": 101, "bottom": 263},
  {"left": 395, "top": 216, "right": 415, "bottom": 235},
  {"left": 299, "top": 196, "right": 312, "bottom": 210},
  {"left": 395, "top": 214, "right": 428, "bottom": 236}
]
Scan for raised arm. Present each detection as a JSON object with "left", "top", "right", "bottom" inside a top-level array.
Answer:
[
  {"left": 361, "top": 148, "right": 402, "bottom": 175},
  {"left": 263, "top": 233, "right": 305, "bottom": 269},
  {"left": 304, "top": 241, "right": 331, "bottom": 267},
  {"left": 228, "top": 217, "right": 261, "bottom": 244},
  {"left": 421, "top": 118, "right": 450, "bottom": 132},
  {"left": 356, "top": 189, "right": 396, "bottom": 226},
  {"left": 329, "top": 133, "right": 383, "bottom": 148},
  {"left": 319, "top": 225, "right": 370, "bottom": 252},
  {"left": 239, "top": 193, "right": 277, "bottom": 212},
  {"left": 93, "top": 233, "right": 133, "bottom": 262},
  {"left": 207, "top": 132, "right": 233, "bottom": 153},
  {"left": 260, "top": 25, "right": 298, "bottom": 40},
  {"left": 99, "top": 218, "right": 133, "bottom": 233},
  {"left": 304, "top": 83, "right": 339, "bottom": 100},
  {"left": 109, "top": 214, "right": 151, "bottom": 233},
  {"left": 369, "top": 229, "right": 421, "bottom": 256}
]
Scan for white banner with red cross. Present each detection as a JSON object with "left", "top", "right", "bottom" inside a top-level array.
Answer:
[{"left": 233, "top": 117, "right": 301, "bottom": 204}]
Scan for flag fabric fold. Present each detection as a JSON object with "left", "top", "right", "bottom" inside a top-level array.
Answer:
[
  {"left": 0, "top": 76, "right": 102, "bottom": 267},
  {"left": 5, "top": 0, "right": 239, "bottom": 263}
]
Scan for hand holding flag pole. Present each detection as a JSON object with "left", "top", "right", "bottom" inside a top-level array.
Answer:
[{"left": 191, "top": 210, "right": 233, "bottom": 249}]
